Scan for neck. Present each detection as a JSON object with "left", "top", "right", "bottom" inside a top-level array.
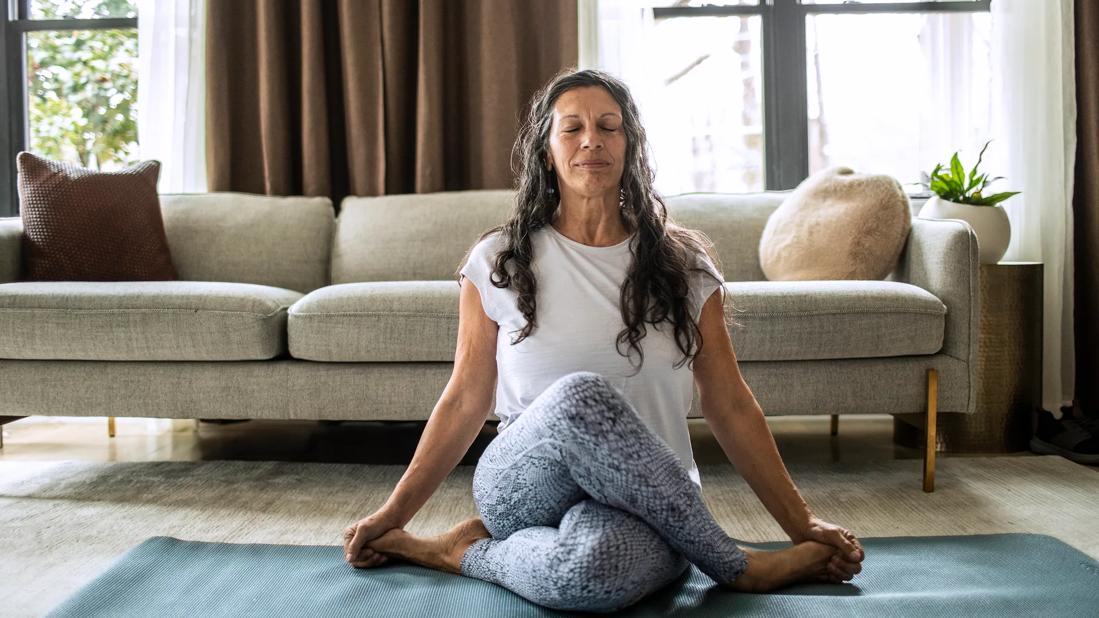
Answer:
[{"left": 552, "top": 191, "right": 629, "bottom": 247}]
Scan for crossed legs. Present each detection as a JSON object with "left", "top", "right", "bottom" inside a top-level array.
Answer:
[
  {"left": 371, "top": 371, "right": 837, "bottom": 612},
  {"left": 456, "top": 371, "right": 748, "bottom": 612}
]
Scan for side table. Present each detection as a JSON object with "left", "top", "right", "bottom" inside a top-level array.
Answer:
[{"left": 894, "top": 261, "right": 1043, "bottom": 453}]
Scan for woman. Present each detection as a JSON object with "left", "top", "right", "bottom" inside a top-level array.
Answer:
[{"left": 343, "top": 69, "right": 865, "bottom": 613}]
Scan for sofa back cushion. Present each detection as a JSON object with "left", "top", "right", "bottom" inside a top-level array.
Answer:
[
  {"left": 160, "top": 193, "right": 334, "bottom": 293},
  {"left": 333, "top": 191, "right": 516, "bottom": 283},
  {"left": 333, "top": 190, "right": 794, "bottom": 283},
  {"left": 664, "top": 191, "right": 790, "bottom": 282}
]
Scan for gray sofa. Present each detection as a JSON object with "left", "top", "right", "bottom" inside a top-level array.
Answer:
[{"left": 0, "top": 189, "right": 978, "bottom": 491}]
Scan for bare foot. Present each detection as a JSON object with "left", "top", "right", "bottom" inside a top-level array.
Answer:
[
  {"left": 368, "top": 517, "right": 491, "bottom": 575},
  {"left": 725, "top": 541, "right": 839, "bottom": 593}
]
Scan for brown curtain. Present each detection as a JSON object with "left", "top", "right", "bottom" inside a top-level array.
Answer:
[
  {"left": 1074, "top": 0, "right": 1099, "bottom": 416},
  {"left": 205, "top": 0, "right": 577, "bottom": 207}
]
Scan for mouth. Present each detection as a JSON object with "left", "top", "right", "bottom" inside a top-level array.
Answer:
[{"left": 575, "top": 161, "right": 610, "bottom": 169}]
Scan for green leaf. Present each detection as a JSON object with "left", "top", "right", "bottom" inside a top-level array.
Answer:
[
  {"left": 966, "top": 172, "right": 985, "bottom": 194},
  {"left": 979, "top": 191, "right": 1021, "bottom": 205},
  {"left": 950, "top": 152, "right": 965, "bottom": 185}
]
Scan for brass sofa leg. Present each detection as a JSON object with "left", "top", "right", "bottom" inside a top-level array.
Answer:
[
  {"left": 108, "top": 416, "right": 116, "bottom": 438},
  {"left": 923, "top": 368, "right": 938, "bottom": 493},
  {"left": 830, "top": 414, "right": 839, "bottom": 436}
]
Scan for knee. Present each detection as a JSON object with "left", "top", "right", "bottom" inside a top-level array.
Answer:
[
  {"left": 543, "top": 371, "right": 630, "bottom": 428},
  {"left": 552, "top": 371, "right": 617, "bottom": 398}
]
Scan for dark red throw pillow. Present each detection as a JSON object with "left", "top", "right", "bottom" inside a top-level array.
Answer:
[{"left": 16, "top": 151, "right": 178, "bottom": 281}]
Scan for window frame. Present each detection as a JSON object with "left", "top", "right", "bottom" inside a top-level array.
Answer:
[
  {"left": 1, "top": 0, "right": 138, "bottom": 217},
  {"left": 651, "top": 0, "right": 991, "bottom": 192}
]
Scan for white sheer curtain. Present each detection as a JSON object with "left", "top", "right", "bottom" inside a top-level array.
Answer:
[
  {"left": 136, "top": 0, "right": 207, "bottom": 194},
  {"left": 136, "top": 0, "right": 207, "bottom": 434},
  {"left": 987, "top": 0, "right": 1076, "bottom": 414}
]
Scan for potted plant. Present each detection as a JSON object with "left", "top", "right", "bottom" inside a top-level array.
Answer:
[{"left": 917, "top": 139, "right": 1021, "bottom": 264}]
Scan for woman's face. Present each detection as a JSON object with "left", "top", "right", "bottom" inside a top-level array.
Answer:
[{"left": 545, "top": 86, "right": 627, "bottom": 201}]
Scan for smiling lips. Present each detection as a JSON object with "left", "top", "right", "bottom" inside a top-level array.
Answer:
[{"left": 575, "top": 160, "right": 610, "bottom": 168}]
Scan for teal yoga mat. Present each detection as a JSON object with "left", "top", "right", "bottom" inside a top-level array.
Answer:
[{"left": 46, "top": 533, "right": 1099, "bottom": 617}]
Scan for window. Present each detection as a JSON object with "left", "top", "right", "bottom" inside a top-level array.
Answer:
[
  {"left": 1, "top": 0, "right": 138, "bottom": 217},
  {"left": 630, "top": 0, "right": 991, "bottom": 195}
]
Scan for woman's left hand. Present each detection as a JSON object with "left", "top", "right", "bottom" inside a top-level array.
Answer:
[{"left": 790, "top": 516, "right": 865, "bottom": 582}]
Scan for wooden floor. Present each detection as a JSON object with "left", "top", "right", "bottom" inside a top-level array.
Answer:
[{"left": 0, "top": 414, "right": 1046, "bottom": 467}]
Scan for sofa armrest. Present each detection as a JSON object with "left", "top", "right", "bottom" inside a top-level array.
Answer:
[
  {"left": 889, "top": 217, "right": 979, "bottom": 412},
  {"left": 0, "top": 217, "right": 21, "bottom": 283}
]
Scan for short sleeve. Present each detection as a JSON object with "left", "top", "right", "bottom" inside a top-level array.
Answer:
[
  {"left": 459, "top": 233, "right": 503, "bottom": 323},
  {"left": 690, "top": 251, "right": 725, "bottom": 322}
]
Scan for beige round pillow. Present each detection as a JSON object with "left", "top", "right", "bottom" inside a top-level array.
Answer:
[{"left": 759, "top": 166, "right": 911, "bottom": 280}]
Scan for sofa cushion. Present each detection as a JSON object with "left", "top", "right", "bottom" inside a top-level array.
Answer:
[
  {"left": 664, "top": 191, "right": 790, "bottom": 282},
  {"left": 159, "top": 193, "right": 334, "bottom": 294},
  {"left": 332, "top": 191, "right": 515, "bottom": 284},
  {"left": 288, "top": 281, "right": 458, "bottom": 362},
  {"left": 16, "top": 152, "right": 178, "bottom": 282},
  {"left": 727, "top": 280, "right": 946, "bottom": 360},
  {"left": 0, "top": 281, "right": 302, "bottom": 360},
  {"left": 287, "top": 279, "right": 944, "bottom": 363}
]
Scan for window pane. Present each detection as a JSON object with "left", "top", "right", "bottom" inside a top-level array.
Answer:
[
  {"left": 639, "top": 16, "right": 764, "bottom": 195},
  {"left": 806, "top": 11, "right": 991, "bottom": 191},
  {"left": 802, "top": 1, "right": 982, "bottom": 4},
  {"left": 652, "top": 1, "right": 758, "bottom": 6},
  {"left": 26, "top": 28, "right": 139, "bottom": 171},
  {"left": 30, "top": 0, "right": 137, "bottom": 20}
]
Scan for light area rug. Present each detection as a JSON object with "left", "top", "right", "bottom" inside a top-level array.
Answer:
[{"left": 2, "top": 456, "right": 1097, "bottom": 617}]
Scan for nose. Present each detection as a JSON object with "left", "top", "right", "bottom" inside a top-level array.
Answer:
[{"left": 581, "top": 126, "right": 604, "bottom": 150}]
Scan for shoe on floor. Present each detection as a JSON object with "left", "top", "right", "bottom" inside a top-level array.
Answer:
[{"left": 1029, "top": 406, "right": 1099, "bottom": 465}]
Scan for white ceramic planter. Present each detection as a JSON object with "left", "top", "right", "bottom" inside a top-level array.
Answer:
[{"left": 917, "top": 195, "right": 1011, "bottom": 264}]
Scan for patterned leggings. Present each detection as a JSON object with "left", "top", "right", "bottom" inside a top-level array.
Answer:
[{"left": 459, "top": 371, "right": 748, "bottom": 613}]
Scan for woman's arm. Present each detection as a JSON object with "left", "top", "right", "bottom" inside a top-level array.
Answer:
[
  {"left": 692, "top": 290, "right": 863, "bottom": 565},
  {"left": 346, "top": 277, "right": 498, "bottom": 566}
]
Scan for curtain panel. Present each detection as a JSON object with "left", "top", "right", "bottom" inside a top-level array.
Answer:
[
  {"left": 1073, "top": 0, "right": 1098, "bottom": 416},
  {"left": 205, "top": 0, "right": 577, "bottom": 207}
]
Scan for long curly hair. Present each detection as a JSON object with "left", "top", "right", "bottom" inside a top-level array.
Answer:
[{"left": 458, "top": 68, "right": 736, "bottom": 375}]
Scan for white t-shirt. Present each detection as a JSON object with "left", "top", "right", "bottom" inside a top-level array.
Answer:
[{"left": 459, "top": 224, "right": 724, "bottom": 487}]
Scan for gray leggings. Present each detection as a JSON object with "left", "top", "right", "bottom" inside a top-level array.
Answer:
[{"left": 460, "top": 371, "right": 748, "bottom": 613}]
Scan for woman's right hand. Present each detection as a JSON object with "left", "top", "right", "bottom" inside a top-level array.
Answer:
[{"left": 344, "top": 509, "right": 404, "bottom": 569}]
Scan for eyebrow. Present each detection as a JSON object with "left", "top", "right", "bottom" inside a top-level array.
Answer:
[{"left": 559, "top": 113, "right": 622, "bottom": 120}]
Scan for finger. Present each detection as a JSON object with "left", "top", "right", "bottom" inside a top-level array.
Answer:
[
  {"left": 830, "top": 555, "right": 860, "bottom": 579},
  {"left": 828, "top": 560, "right": 853, "bottom": 582},
  {"left": 347, "top": 527, "right": 369, "bottom": 562},
  {"left": 342, "top": 527, "right": 357, "bottom": 555},
  {"left": 829, "top": 529, "right": 859, "bottom": 558},
  {"left": 350, "top": 553, "right": 389, "bottom": 569},
  {"left": 830, "top": 527, "right": 866, "bottom": 560},
  {"left": 832, "top": 551, "right": 862, "bottom": 569},
  {"left": 839, "top": 531, "right": 863, "bottom": 561}
]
